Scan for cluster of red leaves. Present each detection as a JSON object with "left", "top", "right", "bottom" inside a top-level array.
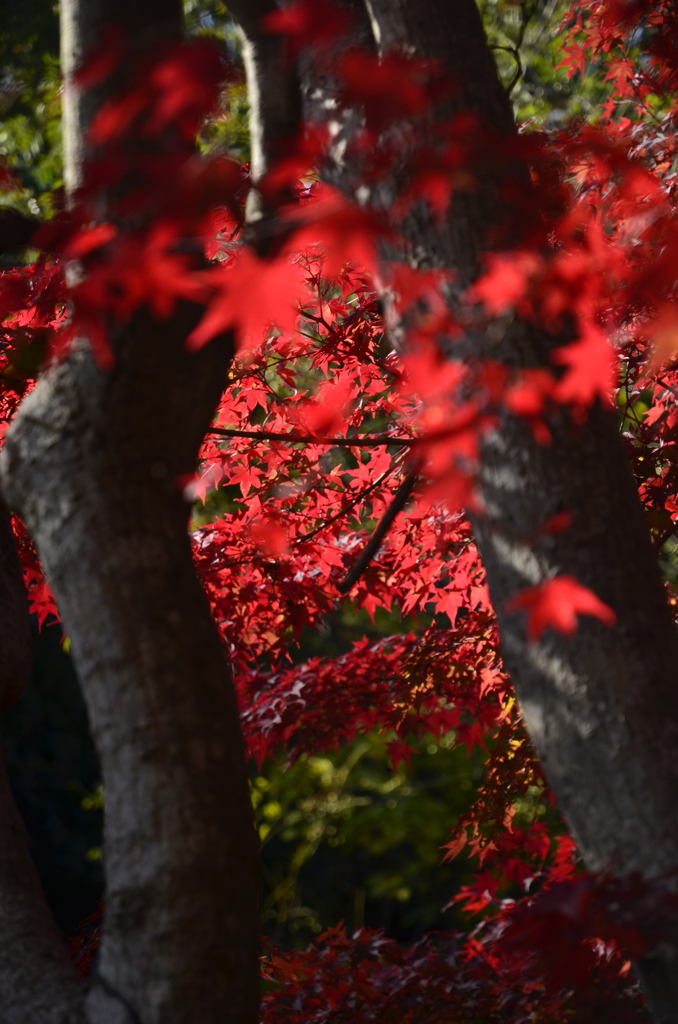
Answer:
[
  {"left": 190, "top": 252, "right": 499, "bottom": 668},
  {"left": 259, "top": 920, "right": 651, "bottom": 1024},
  {"left": 239, "top": 611, "right": 508, "bottom": 768},
  {"left": 493, "top": 869, "right": 678, "bottom": 994},
  {"left": 0, "top": 262, "right": 66, "bottom": 622},
  {"left": 70, "top": 876, "right": 667, "bottom": 1023},
  {"left": 548, "top": 3, "right": 678, "bottom": 576},
  {"left": 559, "top": 0, "right": 678, "bottom": 109}
]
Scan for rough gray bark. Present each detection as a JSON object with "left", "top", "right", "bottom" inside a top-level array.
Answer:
[
  {"left": 3, "top": 314, "right": 259, "bottom": 1024},
  {"left": 1, "top": 0, "right": 676, "bottom": 1019},
  {"left": 0, "top": 1, "right": 259, "bottom": 1022}
]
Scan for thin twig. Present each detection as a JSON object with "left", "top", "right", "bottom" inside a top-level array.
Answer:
[
  {"left": 338, "top": 462, "right": 420, "bottom": 594},
  {"left": 207, "top": 409, "right": 478, "bottom": 450},
  {"left": 296, "top": 456, "right": 405, "bottom": 545},
  {"left": 207, "top": 426, "right": 417, "bottom": 447},
  {"left": 490, "top": 44, "right": 523, "bottom": 96}
]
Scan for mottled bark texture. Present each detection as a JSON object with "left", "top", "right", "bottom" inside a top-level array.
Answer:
[{"left": 0, "top": 1, "right": 259, "bottom": 1023}]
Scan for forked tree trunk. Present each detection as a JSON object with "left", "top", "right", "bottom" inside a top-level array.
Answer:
[{"left": 0, "top": 2, "right": 259, "bottom": 1023}]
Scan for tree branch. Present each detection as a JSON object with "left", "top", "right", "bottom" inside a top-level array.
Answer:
[
  {"left": 208, "top": 426, "right": 417, "bottom": 447},
  {"left": 338, "top": 462, "right": 419, "bottom": 593},
  {"left": 297, "top": 456, "right": 404, "bottom": 544},
  {"left": 207, "top": 411, "right": 479, "bottom": 449}
]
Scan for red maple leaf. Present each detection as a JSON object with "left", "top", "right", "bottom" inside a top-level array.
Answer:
[
  {"left": 505, "top": 575, "right": 617, "bottom": 641},
  {"left": 187, "top": 251, "right": 303, "bottom": 350},
  {"left": 553, "top": 322, "right": 615, "bottom": 408}
]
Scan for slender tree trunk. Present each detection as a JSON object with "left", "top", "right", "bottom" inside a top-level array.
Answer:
[{"left": 1, "top": 2, "right": 260, "bottom": 1022}]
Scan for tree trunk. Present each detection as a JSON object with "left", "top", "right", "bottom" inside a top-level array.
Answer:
[
  {"left": 358, "top": 2, "right": 678, "bottom": 1020},
  {"left": 0, "top": 2, "right": 260, "bottom": 1022}
]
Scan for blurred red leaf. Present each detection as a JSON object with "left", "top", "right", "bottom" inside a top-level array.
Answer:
[{"left": 505, "top": 575, "right": 617, "bottom": 641}]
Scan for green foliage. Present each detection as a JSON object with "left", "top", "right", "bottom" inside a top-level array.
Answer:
[
  {"left": 254, "top": 731, "right": 484, "bottom": 947},
  {"left": 200, "top": 81, "right": 250, "bottom": 163},
  {"left": 184, "top": 0, "right": 234, "bottom": 38},
  {"left": 186, "top": 1, "right": 251, "bottom": 161},
  {"left": 480, "top": 0, "right": 612, "bottom": 126},
  {"left": 0, "top": 1, "right": 250, "bottom": 216},
  {"left": 0, "top": 2, "right": 61, "bottom": 215}
]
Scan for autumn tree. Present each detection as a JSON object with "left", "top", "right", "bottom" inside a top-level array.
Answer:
[{"left": 2, "top": 0, "right": 678, "bottom": 1023}]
